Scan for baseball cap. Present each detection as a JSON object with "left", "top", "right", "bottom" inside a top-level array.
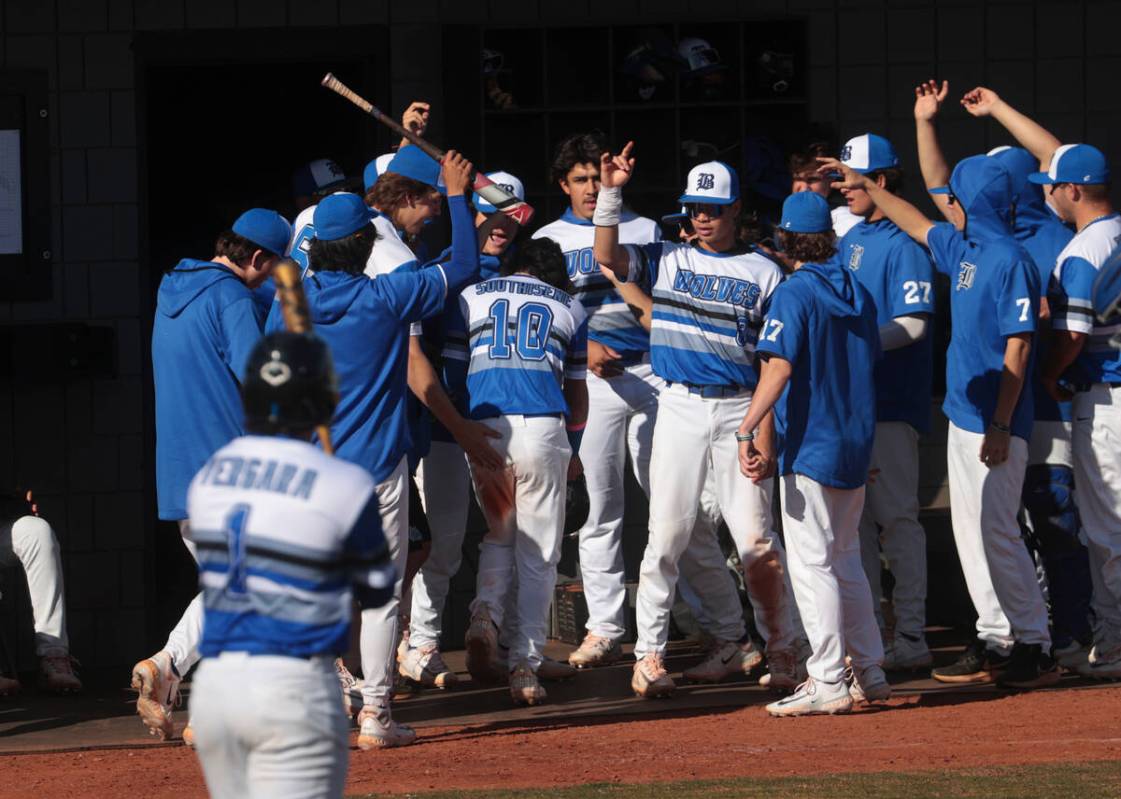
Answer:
[
  {"left": 232, "top": 209, "right": 292, "bottom": 256},
  {"left": 840, "top": 134, "right": 899, "bottom": 174},
  {"left": 473, "top": 171, "right": 524, "bottom": 214},
  {"left": 779, "top": 191, "right": 832, "bottom": 233},
  {"left": 661, "top": 205, "right": 689, "bottom": 225},
  {"left": 312, "top": 193, "right": 375, "bottom": 241},
  {"left": 291, "top": 158, "right": 347, "bottom": 198},
  {"left": 1028, "top": 143, "right": 1110, "bottom": 185},
  {"left": 362, "top": 152, "right": 397, "bottom": 192},
  {"left": 385, "top": 145, "right": 446, "bottom": 193},
  {"left": 678, "top": 161, "right": 739, "bottom": 205}
]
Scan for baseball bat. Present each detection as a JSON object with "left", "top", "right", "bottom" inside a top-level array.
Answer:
[
  {"left": 320, "top": 72, "right": 534, "bottom": 227},
  {"left": 272, "top": 259, "right": 334, "bottom": 455}
]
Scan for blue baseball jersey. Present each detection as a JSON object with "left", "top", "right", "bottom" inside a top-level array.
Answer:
[
  {"left": 623, "top": 241, "right": 785, "bottom": 389},
  {"left": 532, "top": 209, "right": 660, "bottom": 363},
  {"left": 1050, "top": 213, "right": 1121, "bottom": 385},
  {"left": 841, "top": 219, "right": 935, "bottom": 433},
  {"left": 444, "top": 274, "right": 588, "bottom": 419},
  {"left": 188, "top": 435, "right": 394, "bottom": 659},
  {"left": 756, "top": 259, "right": 880, "bottom": 490},
  {"left": 927, "top": 223, "right": 1041, "bottom": 441}
]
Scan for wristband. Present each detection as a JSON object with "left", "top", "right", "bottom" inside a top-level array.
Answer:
[
  {"left": 592, "top": 186, "right": 623, "bottom": 227},
  {"left": 566, "top": 421, "right": 586, "bottom": 455},
  {"left": 735, "top": 431, "right": 755, "bottom": 442},
  {"left": 989, "top": 420, "right": 1011, "bottom": 433}
]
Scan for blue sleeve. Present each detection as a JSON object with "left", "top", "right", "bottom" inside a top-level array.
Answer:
[
  {"left": 625, "top": 242, "right": 664, "bottom": 290},
  {"left": 999, "top": 258, "right": 1040, "bottom": 338},
  {"left": 756, "top": 283, "right": 807, "bottom": 362},
  {"left": 1093, "top": 249, "right": 1121, "bottom": 317},
  {"left": 566, "top": 315, "right": 589, "bottom": 380},
  {"left": 376, "top": 265, "right": 449, "bottom": 323},
  {"left": 925, "top": 222, "right": 960, "bottom": 278},
  {"left": 889, "top": 240, "right": 936, "bottom": 318},
  {"left": 344, "top": 491, "right": 396, "bottom": 609},
  {"left": 220, "top": 295, "right": 264, "bottom": 383},
  {"left": 1053, "top": 255, "right": 1098, "bottom": 333},
  {"left": 263, "top": 296, "right": 283, "bottom": 335},
  {"left": 440, "top": 195, "right": 482, "bottom": 295}
]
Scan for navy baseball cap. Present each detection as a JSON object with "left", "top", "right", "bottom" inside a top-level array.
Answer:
[
  {"left": 779, "top": 191, "right": 832, "bottom": 233},
  {"left": 473, "top": 170, "right": 524, "bottom": 214},
  {"left": 679, "top": 161, "right": 739, "bottom": 205},
  {"left": 385, "top": 145, "right": 446, "bottom": 193},
  {"left": 661, "top": 205, "right": 688, "bottom": 225},
  {"left": 362, "top": 152, "right": 396, "bottom": 192},
  {"left": 313, "top": 193, "right": 375, "bottom": 241},
  {"left": 840, "top": 134, "right": 899, "bottom": 174},
  {"left": 291, "top": 159, "right": 347, "bottom": 198},
  {"left": 1028, "top": 144, "right": 1110, "bottom": 185},
  {"left": 232, "top": 209, "right": 292, "bottom": 256}
]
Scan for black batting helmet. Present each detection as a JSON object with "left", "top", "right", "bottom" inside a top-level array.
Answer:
[
  {"left": 242, "top": 331, "right": 338, "bottom": 435},
  {"left": 564, "top": 474, "right": 590, "bottom": 535}
]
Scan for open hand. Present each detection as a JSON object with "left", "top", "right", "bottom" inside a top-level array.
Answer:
[
  {"left": 600, "top": 141, "right": 635, "bottom": 189},
  {"left": 914, "top": 79, "right": 949, "bottom": 121},
  {"left": 817, "top": 157, "right": 868, "bottom": 192},
  {"left": 961, "top": 86, "right": 1001, "bottom": 118},
  {"left": 454, "top": 417, "right": 504, "bottom": 471},
  {"left": 587, "top": 339, "right": 624, "bottom": 378},
  {"left": 441, "top": 150, "right": 474, "bottom": 197}
]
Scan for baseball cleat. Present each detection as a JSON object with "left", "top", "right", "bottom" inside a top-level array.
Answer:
[
  {"left": 398, "top": 644, "right": 459, "bottom": 689},
  {"left": 766, "top": 677, "right": 852, "bottom": 717},
  {"left": 0, "top": 674, "right": 21, "bottom": 696},
  {"left": 1076, "top": 643, "right": 1121, "bottom": 680},
  {"left": 568, "top": 634, "right": 623, "bottom": 669},
  {"left": 536, "top": 657, "right": 577, "bottom": 681},
  {"left": 357, "top": 706, "right": 417, "bottom": 750},
  {"left": 683, "top": 639, "right": 763, "bottom": 683},
  {"left": 631, "top": 653, "right": 675, "bottom": 698},
  {"left": 465, "top": 606, "right": 504, "bottom": 684},
  {"left": 760, "top": 646, "right": 805, "bottom": 693},
  {"left": 509, "top": 661, "right": 547, "bottom": 706},
  {"left": 1052, "top": 641, "right": 1090, "bottom": 671},
  {"left": 131, "top": 651, "right": 182, "bottom": 741},
  {"left": 181, "top": 723, "right": 196, "bottom": 748},
  {"left": 882, "top": 634, "right": 933, "bottom": 672},
  {"left": 39, "top": 650, "right": 82, "bottom": 694},
  {"left": 931, "top": 639, "right": 1009, "bottom": 684},
  {"left": 335, "top": 657, "right": 363, "bottom": 716},
  {"left": 846, "top": 663, "right": 892, "bottom": 704},
  {"left": 997, "top": 643, "right": 1061, "bottom": 689}
]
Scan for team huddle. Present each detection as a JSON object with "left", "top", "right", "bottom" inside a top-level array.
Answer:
[{"left": 136, "top": 82, "right": 1121, "bottom": 797}]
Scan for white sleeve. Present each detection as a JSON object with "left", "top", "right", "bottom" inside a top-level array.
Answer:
[{"left": 879, "top": 314, "right": 929, "bottom": 351}]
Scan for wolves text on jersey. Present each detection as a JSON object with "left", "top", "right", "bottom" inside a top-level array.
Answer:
[{"left": 672, "top": 268, "right": 762, "bottom": 310}]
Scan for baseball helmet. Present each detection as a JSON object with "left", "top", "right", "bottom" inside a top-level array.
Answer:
[
  {"left": 242, "top": 331, "right": 339, "bottom": 434},
  {"left": 564, "top": 474, "right": 590, "bottom": 535},
  {"left": 678, "top": 37, "right": 726, "bottom": 77}
]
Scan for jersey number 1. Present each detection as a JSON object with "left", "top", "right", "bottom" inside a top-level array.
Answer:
[{"left": 488, "top": 299, "right": 555, "bottom": 361}]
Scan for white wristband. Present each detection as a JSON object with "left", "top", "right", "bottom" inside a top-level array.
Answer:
[{"left": 592, "top": 186, "right": 623, "bottom": 227}]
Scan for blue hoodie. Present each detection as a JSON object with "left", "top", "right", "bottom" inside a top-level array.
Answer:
[
  {"left": 264, "top": 194, "right": 479, "bottom": 482},
  {"left": 990, "top": 146, "right": 1075, "bottom": 423},
  {"left": 926, "top": 156, "right": 1041, "bottom": 442},
  {"left": 153, "top": 259, "right": 263, "bottom": 520},
  {"left": 757, "top": 256, "right": 881, "bottom": 490}
]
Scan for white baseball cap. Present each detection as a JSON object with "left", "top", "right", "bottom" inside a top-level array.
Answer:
[
  {"left": 840, "top": 134, "right": 899, "bottom": 174},
  {"left": 473, "top": 170, "right": 525, "bottom": 214},
  {"left": 678, "top": 161, "right": 739, "bottom": 205}
]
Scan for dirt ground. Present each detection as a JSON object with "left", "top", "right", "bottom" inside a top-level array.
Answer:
[{"left": 2, "top": 683, "right": 1119, "bottom": 798}]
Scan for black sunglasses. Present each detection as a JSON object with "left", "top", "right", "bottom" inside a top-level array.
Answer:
[{"left": 685, "top": 202, "right": 728, "bottom": 219}]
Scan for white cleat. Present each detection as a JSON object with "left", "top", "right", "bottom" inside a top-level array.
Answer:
[
  {"left": 398, "top": 644, "right": 459, "bottom": 689},
  {"left": 847, "top": 663, "right": 892, "bottom": 704},
  {"left": 357, "top": 705, "right": 417, "bottom": 750},
  {"left": 631, "top": 653, "right": 675, "bottom": 698},
  {"left": 131, "top": 651, "right": 182, "bottom": 741},
  {"left": 683, "top": 639, "right": 763, "bottom": 683},
  {"left": 567, "top": 634, "right": 623, "bottom": 669},
  {"left": 766, "top": 677, "right": 853, "bottom": 717}
]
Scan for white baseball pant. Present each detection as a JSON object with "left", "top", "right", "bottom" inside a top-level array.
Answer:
[
  {"left": 781, "top": 473, "right": 883, "bottom": 683},
  {"left": 4, "top": 516, "right": 70, "bottom": 655},
  {"left": 408, "top": 440, "right": 472, "bottom": 650},
  {"left": 634, "top": 383, "right": 794, "bottom": 659},
  {"left": 1072, "top": 384, "right": 1121, "bottom": 650},
  {"left": 359, "top": 456, "right": 409, "bottom": 709},
  {"left": 858, "top": 422, "right": 927, "bottom": 641},
  {"left": 191, "top": 652, "right": 348, "bottom": 799},
  {"left": 163, "top": 519, "right": 203, "bottom": 676},
  {"left": 946, "top": 422, "right": 1050, "bottom": 650},
  {"left": 469, "top": 414, "right": 570, "bottom": 669},
  {"left": 1028, "top": 419, "right": 1073, "bottom": 468}
]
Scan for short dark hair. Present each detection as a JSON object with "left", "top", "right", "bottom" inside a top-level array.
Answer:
[
  {"left": 1079, "top": 183, "right": 1110, "bottom": 201},
  {"left": 788, "top": 142, "right": 832, "bottom": 178},
  {"left": 365, "top": 172, "right": 439, "bottom": 214},
  {"left": 214, "top": 230, "right": 259, "bottom": 267},
  {"left": 0, "top": 488, "right": 32, "bottom": 523},
  {"left": 308, "top": 224, "right": 378, "bottom": 275},
  {"left": 867, "top": 167, "right": 904, "bottom": 194},
  {"left": 776, "top": 229, "right": 837, "bottom": 264},
  {"left": 551, "top": 132, "right": 607, "bottom": 185},
  {"left": 502, "top": 237, "right": 572, "bottom": 292}
]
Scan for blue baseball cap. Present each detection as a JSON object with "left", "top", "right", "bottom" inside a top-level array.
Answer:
[
  {"left": 312, "top": 193, "right": 375, "bottom": 241},
  {"left": 291, "top": 158, "right": 347, "bottom": 198},
  {"left": 232, "top": 209, "right": 292, "bottom": 256},
  {"left": 473, "top": 170, "right": 524, "bottom": 214},
  {"left": 840, "top": 133, "right": 899, "bottom": 174},
  {"left": 678, "top": 161, "right": 739, "bottom": 205},
  {"left": 779, "top": 191, "right": 832, "bottom": 233},
  {"left": 385, "top": 145, "right": 446, "bottom": 193},
  {"left": 1028, "top": 143, "right": 1110, "bottom": 185},
  {"left": 362, "top": 152, "right": 396, "bottom": 192},
  {"left": 661, "top": 205, "right": 688, "bottom": 225}
]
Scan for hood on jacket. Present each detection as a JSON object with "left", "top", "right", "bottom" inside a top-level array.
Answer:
[
  {"left": 988, "top": 146, "right": 1062, "bottom": 236},
  {"left": 304, "top": 270, "right": 368, "bottom": 324},
  {"left": 944, "top": 155, "right": 1016, "bottom": 242},
  {"left": 798, "top": 256, "right": 869, "bottom": 319},
  {"left": 157, "top": 258, "right": 242, "bottom": 318}
]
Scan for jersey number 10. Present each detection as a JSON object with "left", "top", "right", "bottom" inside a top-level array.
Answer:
[{"left": 488, "top": 299, "right": 555, "bottom": 361}]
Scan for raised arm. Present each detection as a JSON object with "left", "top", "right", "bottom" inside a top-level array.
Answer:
[
  {"left": 820, "top": 158, "right": 935, "bottom": 247},
  {"left": 914, "top": 79, "right": 955, "bottom": 222},
  {"left": 592, "top": 141, "right": 636, "bottom": 279},
  {"left": 399, "top": 101, "right": 430, "bottom": 150},
  {"left": 961, "top": 87, "right": 1062, "bottom": 170}
]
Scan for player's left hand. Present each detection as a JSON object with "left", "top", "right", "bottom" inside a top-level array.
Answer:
[
  {"left": 1041, "top": 376, "right": 1074, "bottom": 402},
  {"left": 567, "top": 454, "right": 584, "bottom": 481},
  {"left": 739, "top": 440, "right": 774, "bottom": 483},
  {"left": 587, "top": 339, "right": 624, "bottom": 378},
  {"left": 979, "top": 426, "right": 1010, "bottom": 468},
  {"left": 402, "top": 101, "right": 430, "bottom": 137},
  {"left": 914, "top": 79, "right": 948, "bottom": 121},
  {"left": 441, "top": 150, "right": 474, "bottom": 197},
  {"left": 600, "top": 141, "right": 635, "bottom": 189},
  {"left": 817, "top": 157, "right": 867, "bottom": 192}
]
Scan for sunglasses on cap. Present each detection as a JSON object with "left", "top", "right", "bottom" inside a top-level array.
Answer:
[{"left": 685, "top": 202, "right": 729, "bottom": 219}]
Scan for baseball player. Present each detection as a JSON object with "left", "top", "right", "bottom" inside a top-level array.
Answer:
[
  {"left": 737, "top": 191, "right": 887, "bottom": 716},
  {"left": 0, "top": 489, "right": 82, "bottom": 694},
  {"left": 189, "top": 331, "right": 395, "bottom": 799},
  {"left": 835, "top": 132, "right": 936, "bottom": 671},
  {"left": 444, "top": 237, "right": 589, "bottom": 705},
  {"left": 263, "top": 152, "right": 479, "bottom": 747},
  {"left": 790, "top": 143, "right": 861, "bottom": 237},
  {"left": 823, "top": 146, "right": 1057, "bottom": 689},
  {"left": 959, "top": 87, "right": 1117, "bottom": 677},
  {"left": 135, "top": 207, "right": 291, "bottom": 743},
  {"left": 595, "top": 143, "right": 801, "bottom": 698}
]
